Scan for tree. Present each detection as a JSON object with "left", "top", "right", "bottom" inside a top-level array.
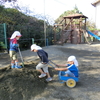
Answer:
[
  {"left": 0, "top": 0, "right": 17, "bottom": 3},
  {"left": 55, "top": 5, "right": 83, "bottom": 24},
  {"left": 0, "top": 0, "right": 20, "bottom": 10},
  {"left": 0, "top": 5, "right": 54, "bottom": 49}
]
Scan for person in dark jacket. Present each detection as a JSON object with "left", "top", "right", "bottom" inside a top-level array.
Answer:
[{"left": 31, "top": 44, "right": 52, "bottom": 82}]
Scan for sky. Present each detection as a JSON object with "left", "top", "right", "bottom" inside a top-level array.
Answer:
[
  {"left": 5, "top": 0, "right": 96, "bottom": 24},
  {"left": 17, "top": 0, "right": 96, "bottom": 20}
]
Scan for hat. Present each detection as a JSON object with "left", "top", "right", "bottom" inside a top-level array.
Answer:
[
  {"left": 10, "top": 31, "right": 22, "bottom": 39},
  {"left": 31, "top": 44, "right": 42, "bottom": 51},
  {"left": 67, "top": 55, "right": 78, "bottom": 66}
]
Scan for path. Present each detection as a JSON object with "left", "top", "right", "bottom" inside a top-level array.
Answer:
[
  {"left": 1, "top": 43, "right": 100, "bottom": 68},
  {"left": 1, "top": 43, "right": 100, "bottom": 100}
]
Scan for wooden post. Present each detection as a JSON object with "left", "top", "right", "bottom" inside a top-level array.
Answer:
[
  {"left": 70, "top": 18, "right": 73, "bottom": 43},
  {"left": 53, "top": 26, "right": 56, "bottom": 44}
]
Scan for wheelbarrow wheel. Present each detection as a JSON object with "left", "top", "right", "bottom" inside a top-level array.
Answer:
[{"left": 66, "top": 79, "right": 76, "bottom": 88}]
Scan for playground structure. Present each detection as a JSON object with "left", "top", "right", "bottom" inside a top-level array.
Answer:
[{"left": 53, "top": 14, "right": 88, "bottom": 45}]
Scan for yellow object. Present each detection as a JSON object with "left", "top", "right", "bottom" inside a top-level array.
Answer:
[{"left": 66, "top": 79, "right": 76, "bottom": 88}]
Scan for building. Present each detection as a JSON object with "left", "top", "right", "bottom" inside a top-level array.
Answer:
[{"left": 92, "top": 0, "right": 100, "bottom": 29}]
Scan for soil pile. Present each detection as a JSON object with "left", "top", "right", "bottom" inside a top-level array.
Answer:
[{"left": 0, "top": 59, "right": 49, "bottom": 100}]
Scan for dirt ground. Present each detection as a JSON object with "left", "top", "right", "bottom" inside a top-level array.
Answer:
[{"left": 0, "top": 43, "right": 100, "bottom": 100}]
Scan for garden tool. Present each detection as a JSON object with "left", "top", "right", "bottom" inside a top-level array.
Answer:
[{"left": 18, "top": 47, "right": 24, "bottom": 67}]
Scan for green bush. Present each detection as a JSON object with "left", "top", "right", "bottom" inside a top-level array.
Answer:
[{"left": 0, "top": 42, "right": 6, "bottom": 51}]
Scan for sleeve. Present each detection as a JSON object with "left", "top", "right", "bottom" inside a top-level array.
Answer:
[
  {"left": 37, "top": 50, "right": 48, "bottom": 63},
  {"left": 68, "top": 65, "right": 76, "bottom": 71},
  {"left": 12, "top": 39, "right": 19, "bottom": 52}
]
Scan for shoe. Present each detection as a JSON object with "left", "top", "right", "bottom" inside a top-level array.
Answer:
[
  {"left": 15, "top": 65, "right": 22, "bottom": 69},
  {"left": 39, "top": 73, "right": 46, "bottom": 78},
  {"left": 46, "top": 77, "right": 52, "bottom": 82}
]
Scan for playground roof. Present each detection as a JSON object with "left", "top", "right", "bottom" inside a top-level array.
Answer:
[
  {"left": 92, "top": 0, "right": 100, "bottom": 7},
  {"left": 63, "top": 14, "right": 88, "bottom": 19}
]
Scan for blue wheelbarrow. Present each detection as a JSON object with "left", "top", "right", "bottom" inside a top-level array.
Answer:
[
  {"left": 58, "top": 71, "right": 79, "bottom": 88},
  {"left": 48, "top": 60, "right": 79, "bottom": 88}
]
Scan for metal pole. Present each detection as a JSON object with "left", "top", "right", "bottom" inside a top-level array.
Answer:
[
  {"left": 46, "top": 38, "right": 48, "bottom": 47},
  {"left": 44, "top": 0, "right": 46, "bottom": 46},
  {"left": 32, "top": 38, "right": 34, "bottom": 44},
  {"left": 4, "top": 23, "right": 7, "bottom": 49}
]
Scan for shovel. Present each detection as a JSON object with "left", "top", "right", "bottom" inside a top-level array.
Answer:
[{"left": 18, "top": 47, "right": 24, "bottom": 67}]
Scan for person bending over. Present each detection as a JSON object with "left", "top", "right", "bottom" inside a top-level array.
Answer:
[{"left": 31, "top": 44, "right": 52, "bottom": 82}]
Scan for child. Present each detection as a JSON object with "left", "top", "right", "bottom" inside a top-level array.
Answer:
[
  {"left": 9, "top": 31, "right": 22, "bottom": 68},
  {"left": 55, "top": 55, "right": 79, "bottom": 77},
  {"left": 31, "top": 44, "right": 52, "bottom": 82}
]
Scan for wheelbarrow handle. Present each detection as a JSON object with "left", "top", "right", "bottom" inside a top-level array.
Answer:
[
  {"left": 49, "top": 60, "right": 59, "bottom": 68},
  {"left": 48, "top": 63, "right": 56, "bottom": 68},
  {"left": 49, "top": 60, "right": 57, "bottom": 66}
]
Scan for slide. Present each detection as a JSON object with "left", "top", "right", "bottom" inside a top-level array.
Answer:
[{"left": 86, "top": 30, "right": 100, "bottom": 41}]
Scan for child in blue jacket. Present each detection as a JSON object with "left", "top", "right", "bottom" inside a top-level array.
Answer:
[
  {"left": 31, "top": 44, "right": 52, "bottom": 82},
  {"left": 55, "top": 56, "right": 79, "bottom": 77},
  {"left": 9, "top": 31, "right": 22, "bottom": 68}
]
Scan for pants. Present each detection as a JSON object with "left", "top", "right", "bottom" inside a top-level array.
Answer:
[
  {"left": 9, "top": 51, "right": 17, "bottom": 61},
  {"left": 61, "top": 70, "right": 75, "bottom": 77},
  {"left": 36, "top": 62, "right": 48, "bottom": 73}
]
